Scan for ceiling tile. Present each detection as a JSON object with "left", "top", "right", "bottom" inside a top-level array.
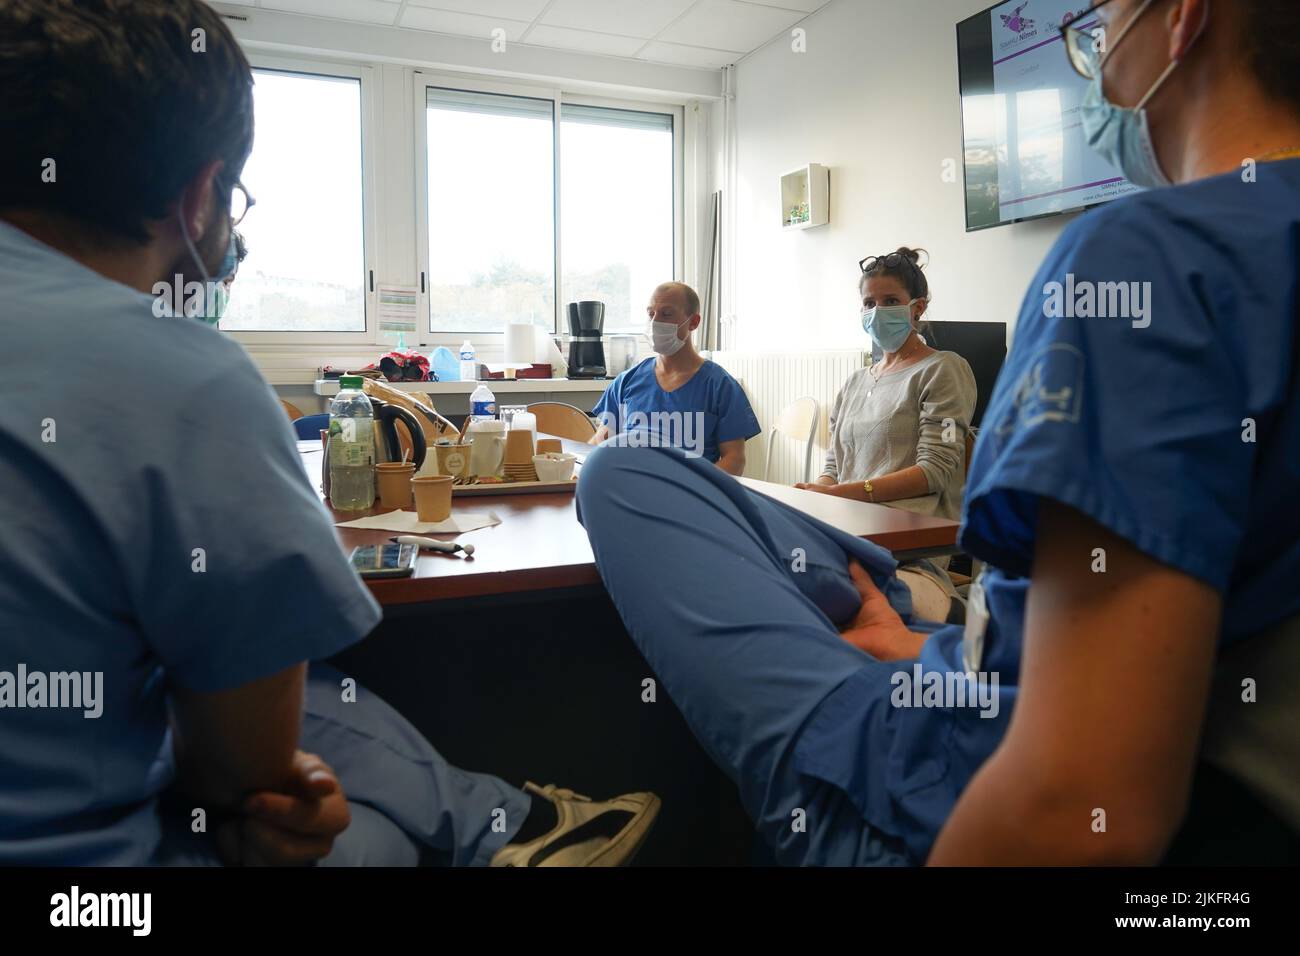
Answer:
[
  {"left": 261, "top": 0, "right": 401, "bottom": 25},
  {"left": 405, "top": 0, "right": 552, "bottom": 20},
  {"left": 735, "top": 0, "right": 828, "bottom": 13},
  {"left": 657, "top": 0, "right": 803, "bottom": 52},
  {"left": 637, "top": 41, "right": 737, "bottom": 69},
  {"left": 540, "top": 0, "right": 695, "bottom": 40},
  {"left": 399, "top": 6, "right": 531, "bottom": 40},
  {"left": 524, "top": 25, "right": 647, "bottom": 57}
]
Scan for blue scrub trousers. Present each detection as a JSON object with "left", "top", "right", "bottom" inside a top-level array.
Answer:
[
  {"left": 576, "top": 443, "right": 919, "bottom": 866},
  {"left": 155, "top": 664, "right": 531, "bottom": 866}
]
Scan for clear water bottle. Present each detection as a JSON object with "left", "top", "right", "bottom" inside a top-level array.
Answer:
[
  {"left": 459, "top": 340, "right": 477, "bottom": 382},
  {"left": 328, "top": 375, "right": 375, "bottom": 511},
  {"left": 469, "top": 382, "right": 497, "bottom": 423}
]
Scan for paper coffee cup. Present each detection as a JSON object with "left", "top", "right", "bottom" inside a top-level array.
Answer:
[
  {"left": 505, "top": 428, "right": 535, "bottom": 465},
  {"left": 411, "top": 475, "right": 453, "bottom": 523},
  {"left": 435, "top": 443, "right": 470, "bottom": 481},
  {"left": 375, "top": 462, "right": 416, "bottom": 510}
]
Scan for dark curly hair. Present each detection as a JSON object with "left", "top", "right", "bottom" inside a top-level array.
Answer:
[
  {"left": 0, "top": 0, "right": 254, "bottom": 244},
  {"left": 859, "top": 246, "right": 931, "bottom": 301}
]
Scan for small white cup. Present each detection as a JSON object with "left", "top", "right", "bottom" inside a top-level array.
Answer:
[{"left": 533, "top": 453, "right": 576, "bottom": 483}]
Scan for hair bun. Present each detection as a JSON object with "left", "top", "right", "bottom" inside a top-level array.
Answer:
[{"left": 895, "top": 246, "right": 926, "bottom": 267}]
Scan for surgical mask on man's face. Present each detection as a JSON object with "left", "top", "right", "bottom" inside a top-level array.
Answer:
[
  {"left": 861, "top": 301, "right": 917, "bottom": 353},
  {"left": 650, "top": 319, "right": 688, "bottom": 356},
  {"left": 203, "top": 283, "right": 229, "bottom": 326},
  {"left": 1079, "top": 0, "right": 1209, "bottom": 189},
  {"left": 178, "top": 205, "right": 238, "bottom": 324},
  {"left": 178, "top": 204, "right": 234, "bottom": 285},
  {"left": 214, "top": 233, "right": 239, "bottom": 282},
  {"left": 1079, "top": 66, "right": 1175, "bottom": 188}
]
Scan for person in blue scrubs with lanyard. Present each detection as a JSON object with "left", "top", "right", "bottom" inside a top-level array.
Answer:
[
  {"left": 577, "top": 0, "right": 1300, "bottom": 864},
  {"left": 590, "top": 282, "right": 760, "bottom": 476}
]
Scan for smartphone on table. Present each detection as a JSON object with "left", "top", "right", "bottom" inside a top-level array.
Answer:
[{"left": 349, "top": 543, "right": 418, "bottom": 579}]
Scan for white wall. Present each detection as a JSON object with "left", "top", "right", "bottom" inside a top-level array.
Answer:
[{"left": 730, "top": 0, "right": 1079, "bottom": 351}]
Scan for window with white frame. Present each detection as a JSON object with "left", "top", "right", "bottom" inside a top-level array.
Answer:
[
  {"left": 221, "top": 68, "right": 368, "bottom": 334},
  {"left": 423, "top": 87, "right": 556, "bottom": 337},
  {"left": 419, "top": 82, "right": 677, "bottom": 339},
  {"left": 560, "top": 104, "right": 674, "bottom": 335}
]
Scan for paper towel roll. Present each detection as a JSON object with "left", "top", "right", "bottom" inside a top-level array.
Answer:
[
  {"left": 535, "top": 324, "right": 568, "bottom": 377},
  {"left": 504, "top": 322, "right": 536, "bottom": 366}
]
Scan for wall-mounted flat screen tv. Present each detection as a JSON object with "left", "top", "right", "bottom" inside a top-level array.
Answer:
[{"left": 957, "top": 0, "right": 1143, "bottom": 232}]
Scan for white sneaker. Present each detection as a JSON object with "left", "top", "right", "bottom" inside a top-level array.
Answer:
[{"left": 489, "top": 782, "right": 661, "bottom": 867}]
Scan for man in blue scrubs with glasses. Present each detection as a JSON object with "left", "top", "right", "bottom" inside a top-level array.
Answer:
[
  {"left": 578, "top": 0, "right": 1300, "bottom": 864},
  {"left": 0, "top": 0, "right": 658, "bottom": 867}
]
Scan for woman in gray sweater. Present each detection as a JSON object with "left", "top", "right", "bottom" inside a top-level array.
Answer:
[{"left": 796, "top": 248, "right": 976, "bottom": 622}]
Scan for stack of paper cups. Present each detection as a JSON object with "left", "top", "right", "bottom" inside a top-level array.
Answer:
[{"left": 510, "top": 410, "right": 537, "bottom": 446}]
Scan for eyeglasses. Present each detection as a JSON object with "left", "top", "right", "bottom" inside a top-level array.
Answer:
[
  {"left": 230, "top": 179, "right": 255, "bottom": 226},
  {"left": 859, "top": 253, "right": 917, "bottom": 275},
  {"left": 1060, "top": 0, "right": 1152, "bottom": 80}
]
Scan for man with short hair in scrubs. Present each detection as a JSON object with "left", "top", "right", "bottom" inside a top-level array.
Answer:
[{"left": 590, "top": 281, "right": 760, "bottom": 477}]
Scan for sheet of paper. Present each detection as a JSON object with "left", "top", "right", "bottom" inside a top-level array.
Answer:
[
  {"left": 335, "top": 510, "right": 501, "bottom": 534},
  {"left": 377, "top": 285, "right": 418, "bottom": 334}
]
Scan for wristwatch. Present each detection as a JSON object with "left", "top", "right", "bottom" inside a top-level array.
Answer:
[{"left": 862, "top": 479, "right": 875, "bottom": 502}]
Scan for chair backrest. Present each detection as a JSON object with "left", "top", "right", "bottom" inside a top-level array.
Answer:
[
  {"left": 279, "top": 399, "right": 304, "bottom": 422},
  {"left": 292, "top": 413, "right": 331, "bottom": 441},
  {"left": 1200, "top": 611, "right": 1300, "bottom": 836},
  {"left": 527, "top": 402, "right": 597, "bottom": 442},
  {"left": 921, "top": 321, "right": 1008, "bottom": 428},
  {"left": 764, "top": 396, "right": 819, "bottom": 483}
]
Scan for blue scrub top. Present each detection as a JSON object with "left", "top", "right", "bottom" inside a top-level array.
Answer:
[
  {"left": 0, "top": 221, "right": 382, "bottom": 864},
  {"left": 592, "top": 358, "right": 761, "bottom": 463},
  {"left": 795, "top": 158, "right": 1300, "bottom": 862}
]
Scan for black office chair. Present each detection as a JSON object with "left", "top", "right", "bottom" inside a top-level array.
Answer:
[
  {"left": 920, "top": 320, "right": 1007, "bottom": 429},
  {"left": 914, "top": 321, "right": 1008, "bottom": 589}
]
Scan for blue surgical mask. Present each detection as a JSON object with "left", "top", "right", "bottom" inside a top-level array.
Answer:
[
  {"left": 861, "top": 301, "right": 917, "bottom": 353},
  {"left": 214, "top": 232, "right": 239, "bottom": 282},
  {"left": 203, "top": 283, "right": 229, "bottom": 326},
  {"left": 1079, "top": 66, "right": 1175, "bottom": 189},
  {"left": 178, "top": 207, "right": 239, "bottom": 324},
  {"left": 179, "top": 207, "right": 239, "bottom": 284},
  {"left": 1078, "top": 0, "right": 1209, "bottom": 190}
]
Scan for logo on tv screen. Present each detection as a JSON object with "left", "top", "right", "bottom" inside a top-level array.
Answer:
[{"left": 1000, "top": 2, "right": 1036, "bottom": 35}]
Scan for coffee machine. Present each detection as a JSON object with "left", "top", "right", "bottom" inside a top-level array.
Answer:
[{"left": 566, "top": 301, "right": 606, "bottom": 379}]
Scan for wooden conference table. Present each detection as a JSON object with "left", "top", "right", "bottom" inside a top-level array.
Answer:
[
  {"left": 300, "top": 436, "right": 960, "bottom": 608},
  {"left": 305, "top": 435, "right": 959, "bottom": 865}
]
